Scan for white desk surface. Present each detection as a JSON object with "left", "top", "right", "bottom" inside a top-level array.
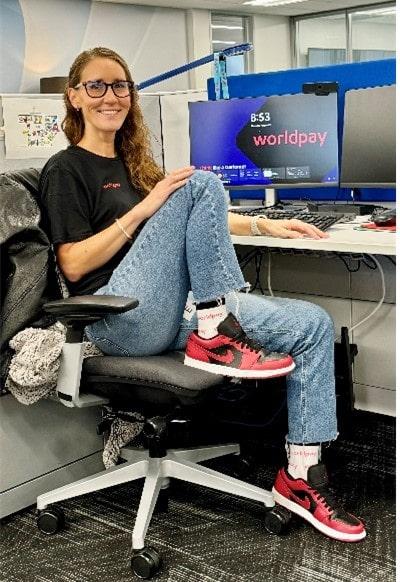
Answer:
[{"left": 231, "top": 219, "right": 396, "bottom": 256}]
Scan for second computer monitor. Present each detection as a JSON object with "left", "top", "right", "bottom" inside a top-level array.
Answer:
[
  {"left": 340, "top": 85, "right": 396, "bottom": 189},
  {"left": 189, "top": 92, "right": 339, "bottom": 189}
]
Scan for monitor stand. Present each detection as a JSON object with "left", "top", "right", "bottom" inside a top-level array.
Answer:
[
  {"left": 226, "top": 188, "right": 277, "bottom": 208},
  {"left": 264, "top": 188, "right": 277, "bottom": 207}
]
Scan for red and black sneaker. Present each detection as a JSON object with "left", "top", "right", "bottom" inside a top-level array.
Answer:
[
  {"left": 184, "top": 313, "right": 295, "bottom": 379},
  {"left": 273, "top": 463, "right": 366, "bottom": 542}
]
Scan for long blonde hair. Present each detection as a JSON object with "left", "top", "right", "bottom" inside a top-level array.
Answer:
[{"left": 62, "top": 47, "right": 164, "bottom": 195}]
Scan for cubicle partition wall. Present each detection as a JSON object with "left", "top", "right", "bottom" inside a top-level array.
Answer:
[
  {"left": 0, "top": 93, "right": 165, "bottom": 173},
  {"left": 0, "top": 90, "right": 207, "bottom": 174}
]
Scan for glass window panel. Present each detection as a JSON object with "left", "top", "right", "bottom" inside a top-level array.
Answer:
[
  {"left": 350, "top": 6, "right": 396, "bottom": 63},
  {"left": 308, "top": 48, "right": 347, "bottom": 67},
  {"left": 211, "top": 14, "right": 247, "bottom": 74},
  {"left": 296, "top": 13, "right": 346, "bottom": 68}
]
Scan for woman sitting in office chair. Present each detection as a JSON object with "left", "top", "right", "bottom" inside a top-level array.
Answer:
[{"left": 39, "top": 47, "right": 365, "bottom": 543}]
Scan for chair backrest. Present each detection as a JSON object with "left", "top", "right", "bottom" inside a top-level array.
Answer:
[{"left": 0, "top": 168, "right": 63, "bottom": 383}]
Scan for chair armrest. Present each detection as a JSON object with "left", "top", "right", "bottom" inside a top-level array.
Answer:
[
  {"left": 43, "top": 295, "right": 138, "bottom": 321},
  {"left": 44, "top": 296, "right": 138, "bottom": 408}
]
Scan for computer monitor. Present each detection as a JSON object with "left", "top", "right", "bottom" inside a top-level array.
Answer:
[
  {"left": 340, "top": 85, "right": 395, "bottom": 189},
  {"left": 189, "top": 92, "right": 339, "bottom": 189}
]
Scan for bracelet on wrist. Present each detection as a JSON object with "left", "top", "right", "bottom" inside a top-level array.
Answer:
[
  {"left": 250, "top": 215, "right": 268, "bottom": 236},
  {"left": 115, "top": 218, "right": 133, "bottom": 242}
]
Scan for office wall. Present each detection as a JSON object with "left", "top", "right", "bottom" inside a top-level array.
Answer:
[
  {"left": 1, "top": 0, "right": 190, "bottom": 94},
  {"left": 184, "top": 12, "right": 292, "bottom": 80},
  {"left": 251, "top": 15, "right": 292, "bottom": 73},
  {"left": 2, "top": 0, "right": 292, "bottom": 95},
  {"left": 186, "top": 9, "right": 212, "bottom": 90}
]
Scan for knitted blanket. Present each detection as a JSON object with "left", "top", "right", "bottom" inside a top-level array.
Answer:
[{"left": 6, "top": 324, "right": 143, "bottom": 467}]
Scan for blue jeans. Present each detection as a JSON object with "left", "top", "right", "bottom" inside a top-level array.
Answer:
[{"left": 86, "top": 171, "right": 337, "bottom": 444}]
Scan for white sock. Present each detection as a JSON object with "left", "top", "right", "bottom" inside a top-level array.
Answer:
[
  {"left": 197, "top": 300, "right": 227, "bottom": 339},
  {"left": 287, "top": 443, "right": 321, "bottom": 481}
]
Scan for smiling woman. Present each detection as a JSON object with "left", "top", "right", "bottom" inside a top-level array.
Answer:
[
  {"left": 61, "top": 47, "right": 164, "bottom": 194},
  {"left": 68, "top": 59, "right": 132, "bottom": 154},
  {"left": 37, "top": 47, "right": 366, "bottom": 543}
]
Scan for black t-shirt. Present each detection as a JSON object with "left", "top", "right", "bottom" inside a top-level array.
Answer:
[{"left": 39, "top": 145, "right": 142, "bottom": 295}]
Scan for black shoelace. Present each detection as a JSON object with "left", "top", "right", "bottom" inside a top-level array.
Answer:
[
  {"left": 233, "top": 330, "right": 264, "bottom": 354},
  {"left": 312, "top": 484, "right": 341, "bottom": 514}
]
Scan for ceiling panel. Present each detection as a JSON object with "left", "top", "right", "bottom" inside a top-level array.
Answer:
[{"left": 94, "top": 0, "right": 393, "bottom": 17}]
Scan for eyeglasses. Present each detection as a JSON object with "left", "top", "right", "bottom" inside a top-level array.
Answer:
[{"left": 74, "top": 80, "right": 134, "bottom": 98}]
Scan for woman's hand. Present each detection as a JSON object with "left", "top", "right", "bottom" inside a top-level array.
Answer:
[
  {"left": 228, "top": 212, "right": 328, "bottom": 239},
  {"left": 135, "top": 166, "right": 195, "bottom": 220},
  {"left": 58, "top": 166, "right": 195, "bottom": 282},
  {"left": 259, "top": 218, "right": 329, "bottom": 239}
]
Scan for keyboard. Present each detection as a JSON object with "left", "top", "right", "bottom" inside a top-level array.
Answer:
[{"left": 229, "top": 207, "right": 345, "bottom": 232}]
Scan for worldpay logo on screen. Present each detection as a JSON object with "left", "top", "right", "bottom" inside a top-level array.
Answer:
[
  {"left": 252, "top": 130, "right": 327, "bottom": 148},
  {"left": 235, "top": 94, "right": 336, "bottom": 180}
]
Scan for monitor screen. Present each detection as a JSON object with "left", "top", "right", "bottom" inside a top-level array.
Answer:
[
  {"left": 340, "top": 85, "right": 395, "bottom": 188},
  {"left": 189, "top": 92, "right": 339, "bottom": 189}
]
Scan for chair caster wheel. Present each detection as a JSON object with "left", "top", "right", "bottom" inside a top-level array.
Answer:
[
  {"left": 131, "top": 546, "right": 162, "bottom": 579},
  {"left": 264, "top": 505, "right": 291, "bottom": 535},
  {"left": 37, "top": 506, "right": 65, "bottom": 535}
]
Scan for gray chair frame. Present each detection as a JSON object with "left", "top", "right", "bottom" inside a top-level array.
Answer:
[{"left": 36, "top": 296, "right": 274, "bottom": 555}]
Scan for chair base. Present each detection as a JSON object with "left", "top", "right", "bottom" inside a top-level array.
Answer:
[{"left": 37, "top": 443, "right": 274, "bottom": 549}]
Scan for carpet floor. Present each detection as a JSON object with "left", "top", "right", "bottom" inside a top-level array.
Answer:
[{"left": 1, "top": 411, "right": 395, "bottom": 582}]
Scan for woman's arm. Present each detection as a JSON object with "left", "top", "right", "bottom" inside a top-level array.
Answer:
[
  {"left": 57, "top": 166, "right": 194, "bottom": 282},
  {"left": 56, "top": 205, "right": 143, "bottom": 282},
  {"left": 228, "top": 211, "right": 328, "bottom": 239}
]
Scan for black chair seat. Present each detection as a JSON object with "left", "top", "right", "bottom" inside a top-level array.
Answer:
[{"left": 82, "top": 351, "right": 226, "bottom": 408}]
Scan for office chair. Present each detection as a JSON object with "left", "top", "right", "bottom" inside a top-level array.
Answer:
[{"left": 3, "top": 169, "right": 291, "bottom": 580}]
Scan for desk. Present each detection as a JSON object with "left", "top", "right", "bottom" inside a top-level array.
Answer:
[
  {"left": 231, "top": 221, "right": 396, "bottom": 256},
  {"left": 231, "top": 218, "right": 396, "bottom": 417}
]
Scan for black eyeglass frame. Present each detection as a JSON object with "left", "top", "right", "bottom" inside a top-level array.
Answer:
[{"left": 74, "top": 80, "right": 135, "bottom": 98}]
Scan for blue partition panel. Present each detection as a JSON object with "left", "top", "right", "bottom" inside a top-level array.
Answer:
[{"left": 207, "top": 59, "right": 396, "bottom": 202}]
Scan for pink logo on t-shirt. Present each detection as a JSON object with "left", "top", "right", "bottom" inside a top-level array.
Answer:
[{"left": 103, "top": 182, "right": 121, "bottom": 190}]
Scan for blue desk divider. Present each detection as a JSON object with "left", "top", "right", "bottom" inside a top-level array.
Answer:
[{"left": 207, "top": 59, "right": 396, "bottom": 202}]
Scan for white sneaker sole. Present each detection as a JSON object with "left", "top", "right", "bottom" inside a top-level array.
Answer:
[
  {"left": 184, "top": 356, "right": 295, "bottom": 379},
  {"left": 272, "top": 488, "right": 366, "bottom": 542}
]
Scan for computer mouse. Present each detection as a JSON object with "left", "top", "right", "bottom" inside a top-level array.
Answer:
[{"left": 373, "top": 208, "right": 396, "bottom": 227}]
